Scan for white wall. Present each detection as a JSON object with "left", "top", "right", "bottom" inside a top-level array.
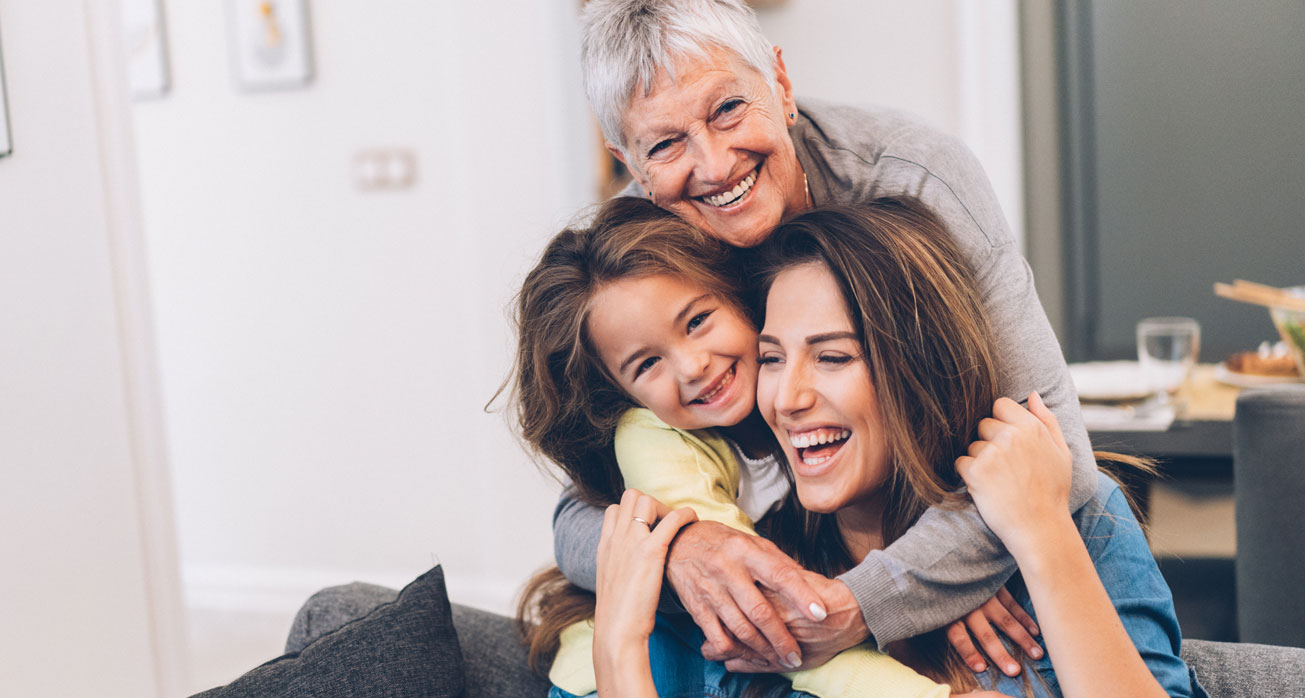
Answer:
[
  {"left": 0, "top": 1, "right": 185, "bottom": 695},
  {"left": 134, "top": 1, "right": 1024, "bottom": 622},
  {"left": 134, "top": 1, "right": 590, "bottom": 615}
]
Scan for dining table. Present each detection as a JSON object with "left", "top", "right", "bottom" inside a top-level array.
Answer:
[{"left": 1086, "top": 363, "right": 1244, "bottom": 512}]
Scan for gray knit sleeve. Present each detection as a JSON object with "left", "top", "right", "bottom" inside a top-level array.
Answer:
[
  {"left": 831, "top": 126, "right": 1095, "bottom": 647},
  {"left": 552, "top": 487, "right": 601, "bottom": 592}
]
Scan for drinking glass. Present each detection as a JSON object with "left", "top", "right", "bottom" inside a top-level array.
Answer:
[{"left": 1136, "top": 317, "right": 1201, "bottom": 400}]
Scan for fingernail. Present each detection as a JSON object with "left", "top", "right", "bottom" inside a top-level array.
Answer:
[
  {"left": 1006, "top": 663, "right": 1019, "bottom": 675},
  {"left": 785, "top": 652, "right": 802, "bottom": 669},
  {"left": 973, "top": 662, "right": 986, "bottom": 672},
  {"left": 1030, "top": 647, "right": 1043, "bottom": 659},
  {"left": 808, "top": 602, "right": 827, "bottom": 621}
]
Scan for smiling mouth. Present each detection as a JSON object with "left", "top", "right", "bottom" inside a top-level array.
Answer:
[
  {"left": 697, "top": 166, "right": 759, "bottom": 208},
  {"left": 789, "top": 427, "right": 851, "bottom": 466},
  {"left": 690, "top": 365, "right": 736, "bottom": 405}
]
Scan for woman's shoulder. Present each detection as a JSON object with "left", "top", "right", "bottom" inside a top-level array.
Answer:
[
  {"left": 795, "top": 97, "right": 967, "bottom": 169},
  {"left": 1072, "top": 470, "right": 1145, "bottom": 542}
]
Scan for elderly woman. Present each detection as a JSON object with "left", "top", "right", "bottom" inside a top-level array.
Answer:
[{"left": 552, "top": 0, "right": 1098, "bottom": 678}]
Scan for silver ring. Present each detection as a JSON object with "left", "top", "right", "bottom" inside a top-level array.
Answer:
[{"left": 632, "top": 516, "right": 651, "bottom": 527}]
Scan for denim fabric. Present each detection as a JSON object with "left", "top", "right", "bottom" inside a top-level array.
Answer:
[
  {"left": 974, "top": 472, "right": 1208, "bottom": 698},
  {"left": 550, "top": 612, "right": 813, "bottom": 698}
]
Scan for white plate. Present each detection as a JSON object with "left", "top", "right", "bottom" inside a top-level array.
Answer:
[
  {"left": 1069, "top": 361, "right": 1153, "bottom": 402},
  {"left": 1213, "top": 361, "right": 1302, "bottom": 387}
]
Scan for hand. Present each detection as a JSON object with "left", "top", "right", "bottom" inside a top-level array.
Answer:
[
  {"left": 723, "top": 570, "right": 870, "bottom": 673},
  {"left": 593, "top": 490, "right": 698, "bottom": 658},
  {"left": 954, "top": 392, "right": 1073, "bottom": 559},
  {"left": 663, "top": 520, "right": 828, "bottom": 671},
  {"left": 945, "top": 587, "right": 1043, "bottom": 676}
]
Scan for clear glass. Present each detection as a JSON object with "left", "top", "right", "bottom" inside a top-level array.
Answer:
[{"left": 1136, "top": 317, "right": 1201, "bottom": 398}]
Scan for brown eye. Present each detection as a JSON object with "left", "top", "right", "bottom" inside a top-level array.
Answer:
[{"left": 634, "top": 356, "right": 660, "bottom": 378}]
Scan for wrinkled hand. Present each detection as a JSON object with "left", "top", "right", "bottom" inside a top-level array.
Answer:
[
  {"left": 593, "top": 489, "right": 698, "bottom": 657},
  {"left": 664, "top": 521, "right": 828, "bottom": 671},
  {"left": 723, "top": 569, "right": 870, "bottom": 673},
  {"left": 945, "top": 587, "right": 1043, "bottom": 676},
  {"left": 954, "top": 392, "right": 1073, "bottom": 560}
]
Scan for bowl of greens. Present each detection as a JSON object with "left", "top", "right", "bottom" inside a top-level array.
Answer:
[{"left": 1269, "top": 286, "right": 1305, "bottom": 380}]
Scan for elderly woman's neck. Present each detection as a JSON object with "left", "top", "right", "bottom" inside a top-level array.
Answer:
[{"left": 835, "top": 499, "right": 887, "bottom": 561}]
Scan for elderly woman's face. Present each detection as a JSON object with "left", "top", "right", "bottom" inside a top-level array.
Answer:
[{"left": 613, "top": 47, "right": 807, "bottom": 248}]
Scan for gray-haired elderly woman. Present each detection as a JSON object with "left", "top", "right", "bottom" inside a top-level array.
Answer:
[{"left": 553, "top": 0, "right": 1098, "bottom": 679}]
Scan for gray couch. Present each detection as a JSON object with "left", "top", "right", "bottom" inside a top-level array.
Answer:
[{"left": 283, "top": 580, "right": 1305, "bottom": 698}]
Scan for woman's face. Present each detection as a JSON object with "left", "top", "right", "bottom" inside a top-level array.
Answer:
[
  {"left": 612, "top": 46, "right": 807, "bottom": 249},
  {"left": 756, "top": 262, "right": 891, "bottom": 515},
  {"left": 587, "top": 273, "right": 758, "bottom": 431}
]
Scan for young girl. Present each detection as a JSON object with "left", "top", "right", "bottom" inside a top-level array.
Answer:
[{"left": 513, "top": 197, "right": 1028, "bottom": 697}]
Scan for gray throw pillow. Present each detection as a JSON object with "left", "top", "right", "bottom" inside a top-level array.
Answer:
[{"left": 192, "top": 565, "right": 465, "bottom": 698}]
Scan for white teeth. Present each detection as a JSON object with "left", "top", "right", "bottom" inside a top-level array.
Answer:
[
  {"left": 701, "top": 170, "right": 757, "bottom": 207},
  {"left": 693, "top": 366, "right": 734, "bottom": 404},
  {"left": 802, "top": 455, "right": 831, "bottom": 466},
  {"left": 788, "top": 429, "right": 850, "bottom": 449}
]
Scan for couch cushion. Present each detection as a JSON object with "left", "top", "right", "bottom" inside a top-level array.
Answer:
[
  {"left": 1181, "top": 638, "right": 1305, "bottom": 698},
  {"left": 193, "top": 565, "right": 465, "bottom": 698}
]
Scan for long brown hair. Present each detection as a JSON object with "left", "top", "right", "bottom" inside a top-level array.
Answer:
[
  {"left": 750, "top": 199, "right": 1002, "bottom": 691},
  {"left": 512, "top": 196, "right": 749, "bottom": 672}
]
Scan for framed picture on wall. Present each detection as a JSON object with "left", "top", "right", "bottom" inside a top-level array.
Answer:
[
  {"left": 225, "top": 0, "right": 314, "bottom": 91},
  {"left": 122, "top": 0, "right": 171, "bottom": 100},
  {"left": 0, "top": 19, "right": 11, "bottom": 158}
]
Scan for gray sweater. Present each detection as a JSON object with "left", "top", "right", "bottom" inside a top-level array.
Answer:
[{"left": 552, "top": 98, "right": 1095, "bottom": 647}]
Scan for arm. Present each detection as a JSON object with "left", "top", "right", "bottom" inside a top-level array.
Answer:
[
  {"left": 613, "top": 410, "right": 824, "bottom": 670},
  {"left": 593, "top": 490, "right": 698, "bottom": 698},
  {"left": 955, "top": 394, "right": 1167, "bottom": 698}
]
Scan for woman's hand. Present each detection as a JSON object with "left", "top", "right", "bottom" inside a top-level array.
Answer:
[
  {"left": 954, "top": 392, "right": 1072, "bottom": 560},
  {"left": 945, "top": 587, "right": 1042, "bottom": 676},
  {"left": 593, "top": 488, "right": 697, "bottom": 697}
]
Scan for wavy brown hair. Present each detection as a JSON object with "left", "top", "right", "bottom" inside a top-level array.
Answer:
[{"left": 511, "top": 196, "right": 749, "bottom": 673}]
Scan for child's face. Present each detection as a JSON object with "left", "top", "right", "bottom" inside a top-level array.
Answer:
[{"left": 587, "top": 274, "right": 758, "bottom": 430}]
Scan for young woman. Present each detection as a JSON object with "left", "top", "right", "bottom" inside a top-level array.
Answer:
[{"left": 735, "top": 201, "right": 1201, "bottom": 697}]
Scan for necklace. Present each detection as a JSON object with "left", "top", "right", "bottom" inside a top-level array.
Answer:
[{"left": 803, "top": 172, "right": 812, "bottom": 209}]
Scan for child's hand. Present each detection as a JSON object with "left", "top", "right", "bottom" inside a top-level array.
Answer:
[
  {"left": 954, "top": 392, "right": 1073, "bottom": 560},
  {"left": 594, "top": 489, "right": 698, "bottom": 655}
]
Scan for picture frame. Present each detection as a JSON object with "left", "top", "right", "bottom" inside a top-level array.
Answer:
[
  {"left": 225, "top": 0, "right": 314, "bottom": 91},
  {"left": 121, "top": 0, "right": 171, "bottom": 100}
]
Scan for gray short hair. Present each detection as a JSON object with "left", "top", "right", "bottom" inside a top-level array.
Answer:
[{"left": 581, "top": 0, "right": 776, "bottom": 152}]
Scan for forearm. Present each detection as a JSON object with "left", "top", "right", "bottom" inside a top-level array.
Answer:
[
  {"left": 553, "top": 488, "right": 601, "bottom": 592},
  {"left": 1013, "top": 517, "right": 1167, "bottom": 698},
  {"left": 593, "top": 641, "right": 656, "bottom": 698},
  {"left": 837, "top": 500, "right": 1015, "bottom": 646}
]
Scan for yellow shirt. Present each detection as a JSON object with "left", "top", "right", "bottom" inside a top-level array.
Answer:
[{"left": 548, "top": 409, "right": 949, "bottom": 698}]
